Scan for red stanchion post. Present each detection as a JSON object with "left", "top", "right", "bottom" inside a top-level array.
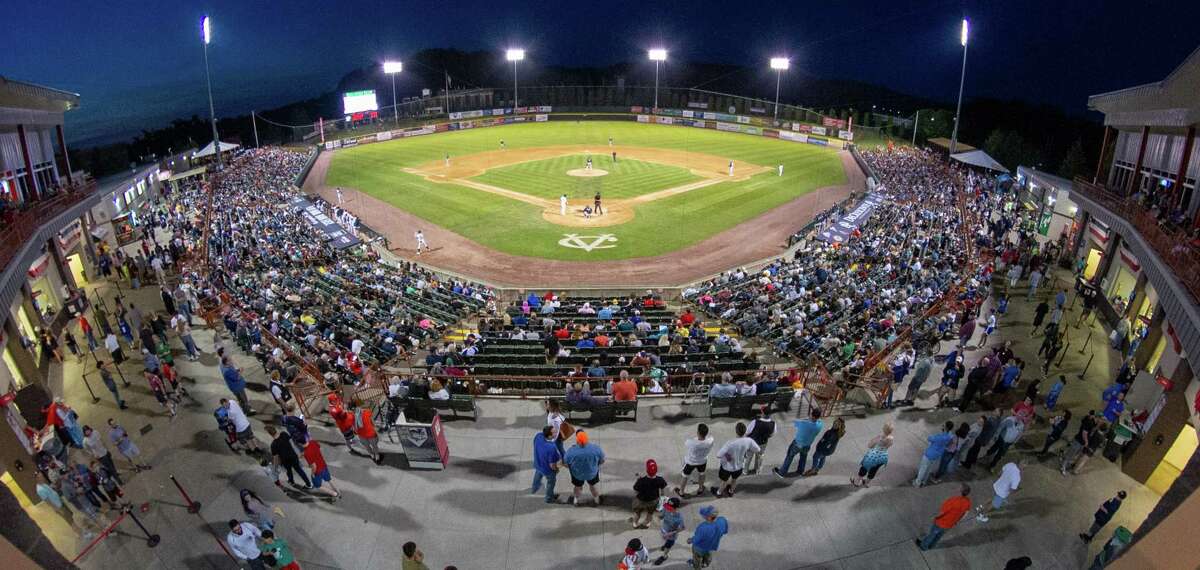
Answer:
[
  {"left": 70, "top": 512, "right": 128, "bottom": 564},
  {"left": 169, "top": 474, "right": 202, "bottom": 513}
]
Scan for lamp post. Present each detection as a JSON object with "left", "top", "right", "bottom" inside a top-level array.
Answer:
[
  {"left": 949, "top": 18, "right": 969, "bottom": 157},
  {"left": 648, "top": 48, "right": 667, "bottom": 110},
  {"left": 912, "top": 110, "right": 920, "bottom": 146},
  {"left": 770, "top": 57, "right": 790, "bottom": 121},
  {"left": 200, "top": 16, "right": 221, "bottom": 169},
  {"left": 383, "top": 61, "right": 403, "bottom": 124},
  {"left": 506, "top": 49, "right": 525, "bottom": 109}
]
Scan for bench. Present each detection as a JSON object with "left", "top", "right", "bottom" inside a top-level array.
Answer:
[
  {"left": 560, "top": 399, "right": 638, "bottom": 424},
  {"left": 405, "top": 396, "right": 479, "bottom": 422},
  {"left": 708, "top": 387, "right": 794, "bottom": 418}
]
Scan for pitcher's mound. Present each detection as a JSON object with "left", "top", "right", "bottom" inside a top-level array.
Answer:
[{"left": 566, "top": 168, "right": 609, "bottom": 177}]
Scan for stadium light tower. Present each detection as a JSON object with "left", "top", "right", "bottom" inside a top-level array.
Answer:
[
  {"left": 201, "top": 15, "right": 221, "bottom": 168},
  {"left": 506, "top": 48, "right": 525, "bottom": 109},
  {"left": 770, "top": 57, "right": 790, "bottom": 120},
  {"left": 949, "top": 18, "right": 969, "bottom": 156},
  {"left": 383, "top": 61, "right": 403, "bottom": 124},
  {"left": 648, "top": 48, "right": 667, "bottom": 110}
]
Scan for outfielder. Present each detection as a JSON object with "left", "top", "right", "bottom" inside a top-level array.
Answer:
[
  {"left": 778, "top": 164, "right": 784, "bottom": 176},
  {"left": 414, "top": 230, "right": 429, "bottom": 255}
]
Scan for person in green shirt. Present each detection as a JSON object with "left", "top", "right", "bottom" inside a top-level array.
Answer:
[
  {"left": 261, "top": 530, "right": 298, "bottom": 569},
  {"left": 402, "top": 541, "right": 430, "bottom": 570}
]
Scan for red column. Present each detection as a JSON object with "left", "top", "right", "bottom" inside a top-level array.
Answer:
[
  {"left": 16, "top": 124, "right": 37, "bottom": 200},
  {"left": 55, "top": 124, "right": 72, "bottom": 186},
  {"left": 1129, "top": 125, "right": 1150, "bottom": 194},
  {"left": 1094, "top": 125, "right": 1112, "bottom": 184}
]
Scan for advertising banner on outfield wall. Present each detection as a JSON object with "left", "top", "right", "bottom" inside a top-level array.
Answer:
[
  {"left": 737, "top": 116, "right": 752, "bottom": 124},
  {"left": 703, "top": 112, "right": 717, "bottom": 120},
  {"left": 811, "top": 126, "right": 827, "bottom": 136},
  {"left": 449, "top": 110, "right": 483, "bottom": 120},
  {"left": 631, "top": 106, "right": 645, "bottom": 113},
  {"left": 637, "top": 115, "right": 650, "bottom": 123},
  {"left": 687, "top": 101, "right": 709, "bottom": 109},
  {"left": 838, "top": 130, "right": 854, "bottom": 141},
  {"left": 716, "top": 122, "right": 740, "bottom": 133},
  {"left": 818, "top": 192, "right": 885, "bottom": 244},
  {"left": 656, "top": 116, "right": 674, "bottom": 125},
  {"left": 779, "top": 131, "right": 809, "bottom": 143},
  {"left": 377, "top": 131, "right": 393, "bottom": 142},
  {"left": 682, "top": 110, "right": 695, "bottom": 118},
  {"left": 750, "top": 107, "right": 767, "bottom": 114},
  {"left": 807, "top": 137, "right": 828, "bottom": 147},
  {"left": 822, "top": 117, "right": 847, "bottom": 129},
  {"left": 535, "top": 114, "right": 549, "bottom": 122}
]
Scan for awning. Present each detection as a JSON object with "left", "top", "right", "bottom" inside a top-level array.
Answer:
[
  {"left": 951, "top": 149, "right": 1011, "bottom": 173},
  {"left": 194, "top": 141, "right": 239, "bottom": 158},
  {"left": 166, "top": 166, "right": 206, "bottom": 182}
]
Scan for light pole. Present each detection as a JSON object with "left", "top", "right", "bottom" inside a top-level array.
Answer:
[
  {"left": 200, "top": 16, "right": 221, "bottom": 169},
  {"left": 506, "top": 49, "right": 525, "bottom": 109},
  {"left": 383, "top": 61, "right": 403, "bottom": 124},
  {"left": 648, "top": 48, "right": 667, "bottom": 110},
  {"left": 770, "top": 57, "right": 790, "bottom": 121},
  {"left": 949, "top": 18, "right": 969, "bottom": 156},
  {"left": 912, "top": 110, "right": 920, "bottom": 146}
]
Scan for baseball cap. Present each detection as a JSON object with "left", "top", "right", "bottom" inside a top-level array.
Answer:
[
  {"left": 645, "top": 459, "right": 658, "bottom": 477},
  {"left": 699, "top": 505, "right": 718, "bottom": 518}
]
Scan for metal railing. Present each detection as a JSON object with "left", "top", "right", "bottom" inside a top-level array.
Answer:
[{"left": 1072, "top": 177, "right": 1200, "bottom": 302}]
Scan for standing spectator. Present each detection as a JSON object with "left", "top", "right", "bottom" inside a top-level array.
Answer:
[
  {"left": 530, "top": 425, "right": 561, "bottom": 504},
  {"left": 914, "top": 421, "right": 955, "bottom": 487},
  {"left": 630, "top": 459, "right": 666, "bottom": 529},
  {"left": 401, "top": 541, "right": 429, "bottom": 570},
  {"left": 711, "top": 422, "right": 760, "bottom": 498},
  {"left": 1030, "top": 299, "right": 1050, "bottom": 336},
  {"left": 744, "top": 408, "right": 775, "bottom": 475},
  {"left": 900, "top": 352, "right": 933, "bottom": 405},
  {"left": 688, "top": 505, "right": 728, "bottom": 569},
  {"left": 915, "top": 484, "right": 972, "bottom": 551},
  {"left": 1081, "top": 491, "right": 1127, "bottom": 543},
  {"left": 977, "top": 310, "right": 997, "bottom": 348},
  {"left": 851, "top": 422, "right": 894, "bottom": 488},
  {"left": 1045, "top": 375, "right": 1067, "bottom": 410},
  {"left": 240, "top": 489, "right": 275, "bottom": 530},
  {"left": 302, "top": 438, "right": 341, "bottom": 498},
  {"left": 653, "top": 497, "right": 685, "bottom": 566},
  {"left": 261, "top": 530, "right": 299, "bottom": 570},
  {"left": 546, "top": 400, "right": 568, "bottom": 457},
  {"left": 350, "top": 399, "right": 381, "bottom": 463},
  {"left": 957, "top": 318, "right": 976, "bottom": 349},
  {"left": 105, "top": 331, "right": 125, "bottom": 365},
  {"left": 1061, "top": 411, "right": 1098, "bottom": 475},
  {"left": 266, "top": 425, "right": 311, "bottom": 489},
  {"left": 1040, "top": 411, "right": 1072, "bottom": 455},
  {"left": 35, "top": 472, "right": 78, "bottom": 532},
  {"left": 220, "top": 398, "right": 262, "bottom": 454},
  {"left": 806, "top": 417, "right": 846, "bottom": 476},
  {"left": 932, "top": 423, "right": 969, "bottom": 483},
  {"left": 106, "top": 418, "right": 151, "bottom": 471},
  {"left": 96, "top": 361, "right": 127, "bottom": 409},
  {"left": 976, "top": 461, "right": 1022, "bottom": 523},
  {"left": 773, "top": 408, "right": 823, "bottom": 479},
  {"left": 675, "top": 423, "right": 714, "bottom": 498},
  {"left": 220, "top": 356, "right": 254, "bottom": 413},
  {"left": 984, "top": 414, "right": 1026, "bottom": 470},
  {"left": 227, "top": 519, "right": 266, "bottom": 570},
  {"left": 563, "top": 430, "right": 606, "bottom": 507},
  {"left": 961, "top": 410, "right": 1003, "bottom": 470},
  {"left": 82, "top": 425, "right": 122, "bottom": 485}
]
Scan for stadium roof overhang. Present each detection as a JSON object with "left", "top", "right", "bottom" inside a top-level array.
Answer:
[
  {"left": 951, "top": 149, "right": 1010, "bottom": 173},
  {"left": 0, "top": 76, "right": 80, "bottom": 114},
  {"left": 1088, "top": 44, "right": 1200, "bottom": 130}
]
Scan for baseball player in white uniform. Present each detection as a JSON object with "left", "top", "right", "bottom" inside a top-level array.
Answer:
[
  {"left": 728, "top": 161, "right": 734, "bottom": 176},
  {"left": 414, "top": 230, "right": 429, "bottom": 255},
  {"left": 445, "top": 153, "right": 450, "bottom": 166},
  {"left": 336, "top": 187, "right": 344, "bottom": 204},
  {"left": 586, "top": 156, "right": 593, "bottom": 171},
  {"left": 778, "top": 164, "right": 784, "bottom": 176},
  {"left": 560, "top": 194, "right": 568, "bottom": 216}
]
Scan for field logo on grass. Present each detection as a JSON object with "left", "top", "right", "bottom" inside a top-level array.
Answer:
[{"left": 558, "top": 233, "right": 618, "bottom": 251}]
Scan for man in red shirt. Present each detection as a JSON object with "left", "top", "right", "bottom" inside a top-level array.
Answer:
[
  {"left": 679, "top": 309, "right": 696, "bottom": 327},
  {"left": 303, "top": 439, "right": 341, "bottom": 497},
  {"left": 916, "top": 484, "right": 972, "bottom": 550},
  {"left": 612, "top": 373, "right": 638, "bottom": 401}
]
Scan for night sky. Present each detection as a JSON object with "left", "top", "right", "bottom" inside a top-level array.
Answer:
[{"left": 3, "top": 0, "right": 1196, "bottom": 145}]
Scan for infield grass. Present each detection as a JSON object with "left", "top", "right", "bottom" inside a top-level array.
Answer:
[
  {"left": 325, "top": 121, "right": 846, "bottom": 261},
  {"left": 472, "top": 154, "right": 702, "bottom": 201}
]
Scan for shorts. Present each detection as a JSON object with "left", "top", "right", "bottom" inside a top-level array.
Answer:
[
  {"left": 311, "top": 467, "right": 332, "bottom": 488},
  {"left": 691, "top": 547, "right": 712, "bottom": 567},
  {"left": 682, "top": 463, "right": 707, "bottom": 475},
  {"left": 632, "top": 498, "right": 658, "bottom": 512},
  {"left": 570, "top": 474, "right": 600, "bottom": 487},
  {"left": 717, "top": 467, "right": 742, "bottom": 482},
  {"left": 236, "top": 426, "right": 255, "bottom": 442},
  {"left": 152, "top": 390, "right": 167, "bottom": 404},
  {"left": 992, "top": 494, "right": 1007, "bottom": 510}
]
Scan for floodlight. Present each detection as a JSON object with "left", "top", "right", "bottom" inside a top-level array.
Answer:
[
  {"left": 648, "top": 49, "right": 667, "bottom": 62},
  {"left": 383, "top": 61, "right": 403, "bottom": 74},
  {"left": 961, "top": 19, "right": 969, "bottom": 46},
  {"left": 770, "top": 57, "right": 790, "bottom": 70},
  {"left": 506, "top": 49, "right": 525, "bottom": 61},
  {"left": 201, "top": 16, "right": 211, "bottom": 45}
]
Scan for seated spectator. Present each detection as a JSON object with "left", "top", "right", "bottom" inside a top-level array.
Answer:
[
  {"left": 566, "top": 382, "right": 595, "bottom": 407},
  {"left": 587, "top": 359, "right": 606, "bottom": 378},
  {"left": 612, "top": 372, "right": 638, "bottom": 401},
  {"left": 429, "top": 380, "right": 450, "bottom": 400},
  {"left": 709, "top": 374, "right": 737, "bottom": 399}
]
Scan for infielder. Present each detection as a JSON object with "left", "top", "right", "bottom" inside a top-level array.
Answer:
[
  {"left": 728, "top": 161, "right": 734, "bottom": 176},
  {"left": 560, "top": 194, "right": 568, "bottom": 216},
  {"left": 445, "top": 153, "right": 450, "bottom": 166},
  {"left": 612, "top": 151, "right": 617, "bottom": 163},
  {"left": 586, "top": 156, "right": 593, "bottom": 171},
  {"left": 500, "top": 139, "right": 506, "bottom": 150},
  {"left": 608, "top": 137, "right": 614, "bottom": 147},
  {"left": 778, "top": 164, "right": 784, "bottom": 176},
  {"left": 414, "top": 230, "right": 429, "bottom": 255}
]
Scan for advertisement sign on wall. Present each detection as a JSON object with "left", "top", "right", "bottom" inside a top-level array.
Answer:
[
  {"left": 749, "top": 107, "right": 767, "bottom": 114},
  {"left": 288, "top": 196, "right": 361, "bottom": 249},
  {"left": 779, "top": 131, "right": 808, "bottom": 143},
  {"left": 818, "top": 193, "right": 885, "bottom": 243},
  {"left": 376, "top": 131, "right": 393, "bottom": 142},
  {"left": 535, "top": 114, "right": 549, "bottom": 122},
  {"left": 807, "top": 137, "right": 828, "bottom": 147},
  {"left": 656, "top": 116, "right": 674, "bottom": 125},
  {"left": 837, "top": 130, "right": 854, "bottom": 141},
  {"left": 736, "top": 116, "right": 752, "bottom": 124},
  {"left": 811, "top": 126, "right": 827, "bottom": 136},
  {"left": 687, "top": 101, "right": 709, "bottom": 109}
]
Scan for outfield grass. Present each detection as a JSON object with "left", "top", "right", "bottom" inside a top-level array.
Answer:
[
  {"left": 472, "top": 154, "right": 702, "bottom": 201},
  {"left": 325, "top": 121, "right": 846, "bottom": 261}
]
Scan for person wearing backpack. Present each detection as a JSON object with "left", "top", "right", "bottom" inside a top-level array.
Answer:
[
  {"left": 269, "top": 371, "right": 293, "bottom": 414},
  {"left": 745, "top": 407, "right": 776, "bottom": 475},
  {"left": 350, "top": 399, "right": 380, "bottom": 463}
]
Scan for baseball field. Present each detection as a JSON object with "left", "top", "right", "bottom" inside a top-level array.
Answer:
[{"left": 322, "top": 121, "right": 847, "bottom": 261}]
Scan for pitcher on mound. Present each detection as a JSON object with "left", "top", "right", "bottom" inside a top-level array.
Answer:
[{"left": 414, "top": 230, "right": 429, "bottom": 255}]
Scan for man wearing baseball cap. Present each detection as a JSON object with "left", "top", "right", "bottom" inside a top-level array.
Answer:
[
  {"left": 630, "top": 459, "right": 667, "bottom": 529},
  {"left": 688, "top": 505, "right": 728, "bottom": 568},
  {"left": 654, "top": 497, "right": 685, "bottom": 566}
]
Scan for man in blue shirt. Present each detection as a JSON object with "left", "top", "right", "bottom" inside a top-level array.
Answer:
[
  {"left": 597, "top": 306, "right": 614, "bottom": 320},
  {"left": 220, "top": 356, "right": 254, "bottom": 413},
  {"left": 586, "top": 359, "right": 606, "bottom": 377},
  {"left": 708, "top": 375, "right": 737, "bottom": 399},
  {"left": 531, "top": 426, "right": 562, "bottom": 504},
  {"left": 563, "top": 430, "right": 605, "bottom": 506},
  {"left": 914, "top": 421, "right": 955, "bottom": 487},
  {"left": 689, "top": 505, "right": 729, "bottom": 568},
  {"left": 773, "top": 409, "right": 824, "bottom": 478}
]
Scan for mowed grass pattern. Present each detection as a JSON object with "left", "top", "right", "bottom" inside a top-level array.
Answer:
[
  {"left": 472, "top": 154, "right": 702, "bottom": 200},
  {"left": 325, "top": 121, "right": 846, "bottom": 261}
]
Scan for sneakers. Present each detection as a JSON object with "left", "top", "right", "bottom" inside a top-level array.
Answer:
[
  {"left": 653, "top": 555, "right": 668, "bottom": 566},
  {"left": 709, "top": 486, "right": 720, "bottom": 497},
  {"left": 544, "top": 495, "right": 558, "bottom": 504},
  {"left": 976, "top": 513, "right": 990, "bottom": 523},
  {"left": 1079, "top": 533, "right": 1092, "bottom": 543},
  {"left": 772, "top": 468, "right": 786, "bottom": 479}
]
